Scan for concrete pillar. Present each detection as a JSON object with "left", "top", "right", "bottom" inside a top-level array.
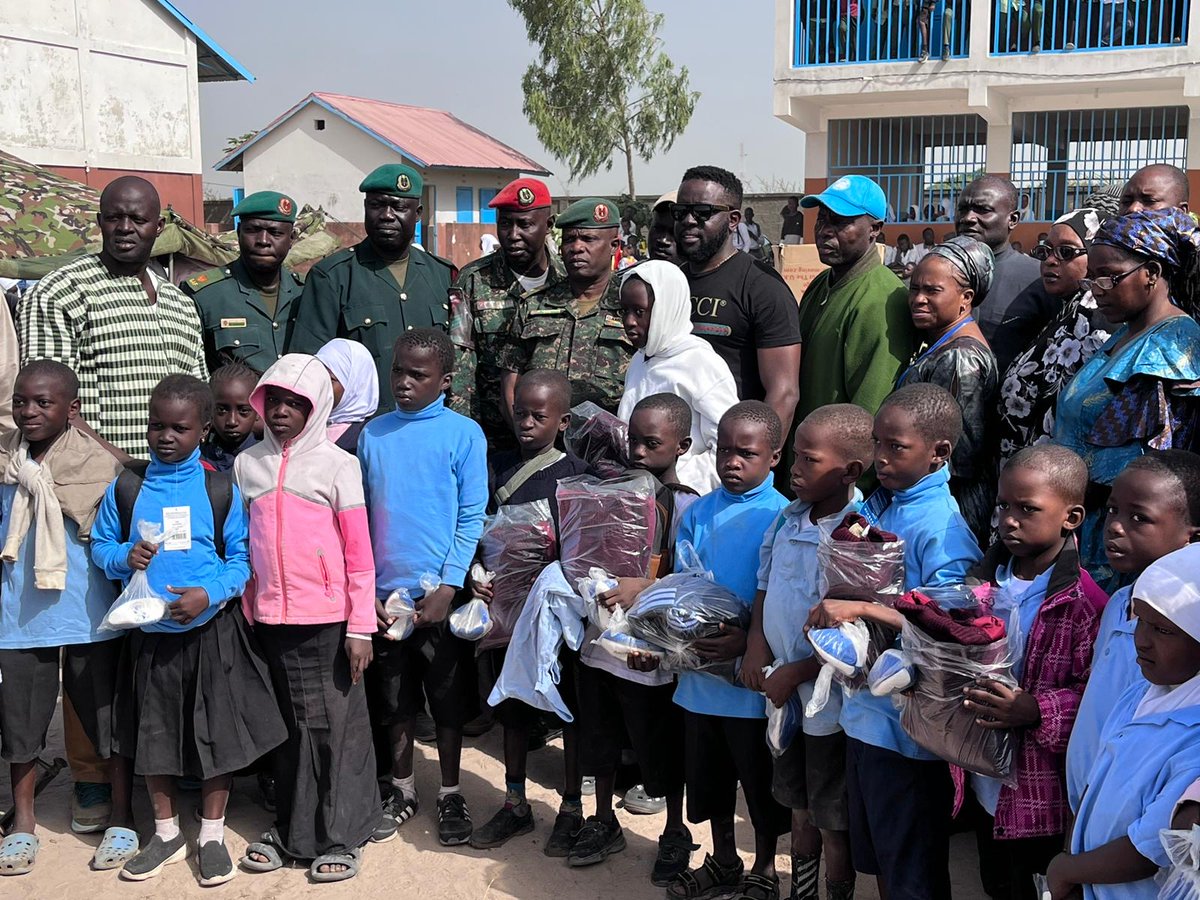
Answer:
[{"left": 985, "top": 119, "right": 1014, "bottom": 178}]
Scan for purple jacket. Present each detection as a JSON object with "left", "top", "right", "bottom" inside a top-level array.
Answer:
[{"left": 953, "top": 539, "right": 1108, "bottom": 839}]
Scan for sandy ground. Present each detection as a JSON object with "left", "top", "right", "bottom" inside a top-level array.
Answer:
[{"left": 0, "top": 705, "right": 990, "bottom": 899}]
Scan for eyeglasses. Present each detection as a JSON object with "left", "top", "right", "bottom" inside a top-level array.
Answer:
[
  {"left": 1030, "top": 243, "right": 1089, "bottom": 262},
  {"left": 1079, "top": 260, "right": 1149, "bottom": 293},
  {"left": 670, "top": 203, "right": 735, "bottom": 224}
]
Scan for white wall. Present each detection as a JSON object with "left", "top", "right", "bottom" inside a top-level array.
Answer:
[
  {"left": 426, "top": 169, "right": 523, "bottom": 226},
  {"left": 0, "top": 0, "right": 201, "bottom": 174}
]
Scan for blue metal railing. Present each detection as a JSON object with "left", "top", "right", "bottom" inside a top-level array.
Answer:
[
  {"left": 990, "top": 0, "right": 1190, "bottom": 54},
  {"left": 792, "top": 0, "right": 970, "bottom": 66}
]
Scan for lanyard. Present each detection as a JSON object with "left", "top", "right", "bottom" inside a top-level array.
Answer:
[{"left": 897, "top": 315, "right": 973, "bottom": 386}]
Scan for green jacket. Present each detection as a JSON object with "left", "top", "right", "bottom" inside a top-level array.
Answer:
[
  {"left": 289, "top": 239, "right": 455, "bottom": 414},
  {"left": 184, "top": 258, "right": 304, "bottom": 374},
  {"left": 498, "top": 275, "right": 633, "bottom": 414},
  {"left": 448, "top": 248, "right": 567, "bottom": 442},
  {"left": 796, "top": 250, "right": 916, "bottom": 421}
]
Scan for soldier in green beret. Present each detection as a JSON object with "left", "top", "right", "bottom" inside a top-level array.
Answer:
[
  {"left": 448, "top": 178, "right": 565, "bottom": 449},
  {"left": 289, "top": 164, "right": 456, "bottom": 415},
  {"left": 498, "top": 198, "right": 632, "bottom": 414},
  {"left": 184, "top": 190, "right": 302, "bottom": 374}
]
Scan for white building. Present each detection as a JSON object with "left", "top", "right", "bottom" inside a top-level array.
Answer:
[
  {"left": 773, "top": 0, "right": 1200, "bottom": 244},
  {"left": 215, "top": 92, "right": 551, "bottom": 254},
  {"left": 0, "top": 0, "right": 251, "bottom": 224}
]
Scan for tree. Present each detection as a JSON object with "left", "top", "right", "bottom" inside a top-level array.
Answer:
[
  {"left": 225, "top": 131, "right": 259, "bottom": 154},
  {"left": 508, "top": 0, "right": 698, "bottom": 198}
]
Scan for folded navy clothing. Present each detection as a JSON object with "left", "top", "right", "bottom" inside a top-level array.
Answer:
[{"left": 625, "top": 572, "right": 749, "bottom": 679}]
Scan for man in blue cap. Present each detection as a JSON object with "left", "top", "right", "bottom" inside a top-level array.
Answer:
[
  {"left": 795, "top": 175, "right": 916, "bottom": 422},
  {"left": 289, "top": 164, "right": 456, "bottom": 414},
  {"left": 184, "top": 190, "right": 303, "bottom": 374}
]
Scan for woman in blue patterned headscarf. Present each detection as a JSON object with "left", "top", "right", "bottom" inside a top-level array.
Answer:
[
  {"left": 898, "top": 235, "right": 998, "bottom": 541},
  {"left": 1054, "top": 207, "right": 1200, "bottom": 586}
]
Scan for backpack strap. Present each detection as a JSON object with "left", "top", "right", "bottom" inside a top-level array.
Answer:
[
  {"left": 114, "top": 468, "right": 145, "bottom": 544},
  {"left": 204, "top": 468, "right": 233, "bottom": 560},
  {"left": 494, "top": 447, "right": 565, "bottom": 506}
]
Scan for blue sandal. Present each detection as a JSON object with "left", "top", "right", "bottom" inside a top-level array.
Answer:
[
  {"left": 93, "top": 827, "right": 139, "bottom": 871},
  {"left": 0, "top": 833, "right": 39, "bottom": 876}
]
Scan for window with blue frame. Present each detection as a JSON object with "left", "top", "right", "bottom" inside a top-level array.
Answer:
[
  {"left": 793, "top": 0, "right": 970, "bottom": 66},
  {"left": 828, "top": 114, "right": 988, "bottom": 223},
  {"left": 990, "top": 0, "right": 1189, "bottom": 55},
  {"left": 456, "top": 187, "right": 475, "bottom": 223},
  {"left": 479, "top": 189, "right": 498, "bottom": 225},
  {"left": 1010, "top": 106, "right": 1189, "bottom": 222}
]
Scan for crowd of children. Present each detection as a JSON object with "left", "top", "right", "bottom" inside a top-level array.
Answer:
[{"left": 2, "top": 319, "right": 1200, "bottom": 900}]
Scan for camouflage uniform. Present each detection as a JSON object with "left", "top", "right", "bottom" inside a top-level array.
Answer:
[
  {"left": 448, "top": 249, "right": 567, "bottom": 443},
  {"left": 498, "top": 275, "right": 632, "bottom": 414}
]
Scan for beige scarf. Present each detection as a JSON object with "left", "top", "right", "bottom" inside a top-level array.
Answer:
[{"left": 0, "top": 428, "right": 123, "bottom": 590}]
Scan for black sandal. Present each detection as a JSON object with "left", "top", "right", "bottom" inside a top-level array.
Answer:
[
  {"left": 734, "top": 872, "right": 780, "bottom": 900},
  {"left": 666, "top": 852, "right": 745, "bottom": 900}
]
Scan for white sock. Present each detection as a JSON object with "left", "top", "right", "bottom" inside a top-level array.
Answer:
[
  {"left": 392, "top": 774, "right": 417, "bottom": 802},
  {"left": 437, "top": 783, "right": 461, "bottom": 800},
  {"left": 199, "top": 816, "right": 225, "bottom": 845},
  {"left": 155, "top": 815, "right": 181, "bottom": 842}
]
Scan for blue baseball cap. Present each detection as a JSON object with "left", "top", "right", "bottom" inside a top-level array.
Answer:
[{"left": 801, "top": 175, "right": 888, "bottom": 220}]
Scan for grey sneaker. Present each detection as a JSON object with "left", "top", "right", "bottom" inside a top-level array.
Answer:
[{"left": 621, "top": 784, "right": 666, "bottom": 815}]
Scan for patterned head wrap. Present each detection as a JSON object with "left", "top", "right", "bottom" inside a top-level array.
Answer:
[
  {"left": 1051, "top": 207, "right": 1108, "bottom": 247},
  {"left": 1081, "top": 184, "right": 1123, "bottom": 218},
  {"left": 1094, "top": 208, "right": 1200, "bottom": 268},
  {"left": 926, "top": 235, "right": 995, "bottom": 302}
]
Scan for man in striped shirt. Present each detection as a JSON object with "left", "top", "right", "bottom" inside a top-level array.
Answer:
[{"left": 18, "top": 176, "right": 207, "bottom": 458}]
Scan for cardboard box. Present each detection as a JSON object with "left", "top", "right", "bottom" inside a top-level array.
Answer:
[{"left": 776, "top": 243, "right": 889, "bottom": 303}]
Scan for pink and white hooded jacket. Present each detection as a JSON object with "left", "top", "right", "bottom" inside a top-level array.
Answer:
[{"left": 234, "top": 354, "right": 376, "bottom": 634}]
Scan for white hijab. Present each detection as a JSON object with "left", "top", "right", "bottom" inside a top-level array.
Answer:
[
  {"left": 621, "top": 260, "right": 704, "bottom": 359},
  {"left": 315, "top": 339, "right": 379, "bottom": 425},
  {"left": 1131, "top": 543, "right": 1200, "bottom": 719}
]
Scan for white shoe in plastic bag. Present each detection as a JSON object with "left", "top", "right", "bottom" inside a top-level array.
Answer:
[
  {"left": 449, "top": 598, "right": 493, "bottom": 641},
  {"left": 385, "top": 589, "right": 416, "bottom": 640},
  {"left": 98, "top": 521, "right": 169, "bottom": 632}
]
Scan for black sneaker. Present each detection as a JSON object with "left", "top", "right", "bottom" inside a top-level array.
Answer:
[
  {"left": 382, "top": 791, "right": 419, "bottom": 828},
  {"left": 437, "top": 792, "right": 472, "bottom": 846},
  {"left": 543, "top": 810, "right": 583, "bottom": 857},
  {"left": 652, "top": 825, "right": 698, "bottom": 886},
  {"left": 469, "top": 804, "right": 534, "bottom": 849},
  {"left": 567, "top": 815, "right": 626, "bottom": 867}
]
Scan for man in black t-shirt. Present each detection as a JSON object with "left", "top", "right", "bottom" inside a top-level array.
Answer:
[
  {"left": 780, "top": 196, "right": 805, "bottom": 244},
  {"left": 675, "top": 166, "right": 801, "bottom": 436}
]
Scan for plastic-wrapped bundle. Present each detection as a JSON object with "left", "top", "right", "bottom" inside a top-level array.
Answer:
[
  {"left": 1158, "top": 826, "right": 1200, "bottom": 900},
  {"left": 450, "top": 598, "right": 493, "bottom": 641},
  {"left": 478, "top": 499, "right": 557, "bottom": 652},
  {"left": 99, "top": 521, "right": 169, "bottom": 632},
  {"left": 764, "top": 660, "right": 805, "bottom": 758},
  {"left": 557, "top": 473, "right": 657, "bottom": 585},
  {"left": 818, "top": 513, "right": 905, "bottom": 604},
  {"left": 577, "top": 567, "right": 620, "bottom": 630},
  {"left": 384, "top": 589, "right": 415, "bottom": 640},
  {"left": 623, "top": 564, "right": 749, "bottom": 679},
  {"left": 896, "top": 585, "right": 1017, "bottom": 782},
  {"left": 565, "top": 401, "right": 629, "bottom": 478}
]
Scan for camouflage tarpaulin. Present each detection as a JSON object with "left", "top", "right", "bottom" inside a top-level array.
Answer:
[{"left": 0, "top": 149, "right": 99, "bottom": 258}]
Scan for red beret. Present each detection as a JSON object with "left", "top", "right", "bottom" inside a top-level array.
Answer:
[{"left": 489, "top": 178, "right": 551, "bottom": 211}]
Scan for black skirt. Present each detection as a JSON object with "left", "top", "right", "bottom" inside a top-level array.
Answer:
[
  {"left": 256, "top": 622, "right": 379, "bottom": 859},
  {"left": 114, "top": 603, "right": 287, "bottom": 778}
]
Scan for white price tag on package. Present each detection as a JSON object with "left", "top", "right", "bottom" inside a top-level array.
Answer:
[{"left": 161, "top": 506, "right": 192, "bottom": 552}]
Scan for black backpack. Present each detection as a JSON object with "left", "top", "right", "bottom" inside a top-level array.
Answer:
[{"left": 113, "top": 463, "right": 233, "bottom": 559}]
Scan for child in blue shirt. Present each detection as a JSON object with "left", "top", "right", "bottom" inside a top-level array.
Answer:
[
  {"left": 91, "top": 375, "right": 286, "bottom": 886},
  {"left": 1048, "top": 543, "right": 1200, "bottom": 900},
  {"left": 746, "top": 403, "right": 875, "bottom": 900},
  {"left": 358, "top": 329, "right": 488, "bottom": 848},
  {"left": 809, "top": 383, "right": 982, "bottom": 900},
  {"left": 1066, "top": 449, "right": 1200, "bottom": 812},
  {"left": 667, "top": 401, "right": 791, "bottom": 900},
  {"left": 0, "top": 362, "right": 124, "bottom": 876}
]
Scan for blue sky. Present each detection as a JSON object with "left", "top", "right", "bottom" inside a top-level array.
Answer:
[{"left": 180, "top": 0, "right": 808, "bottom": 198}]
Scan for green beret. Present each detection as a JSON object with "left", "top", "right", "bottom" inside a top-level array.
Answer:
[
  {"left": 232, "top": 191, "right": 297, "bottom": 223},
  {"left": 359, "top": 164, "right": 423, "bottom": 199},
  {"left": 557, "top": 197, "right": 620, "bottom": 230}
]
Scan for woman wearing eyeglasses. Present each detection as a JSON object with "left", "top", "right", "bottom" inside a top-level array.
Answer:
[
  {"left": 1053, "top": 207, "right": 1200, "bottom": 584},
  {"left": 997, "top": 206, "right": 1114, "bottom": 462},
  {"left": 898, "top": 234, "right": 998, "bottom": 541}
]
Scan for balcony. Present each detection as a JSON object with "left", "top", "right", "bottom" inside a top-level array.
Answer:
[
  {"left": 991, "top": 0, "right": 1189, "bottom": 54},
  {"left": 792, "top": 0, "right": 969, "bottom": 65}
]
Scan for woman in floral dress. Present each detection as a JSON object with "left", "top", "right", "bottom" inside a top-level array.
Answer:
[{"left": 997, "top": 206, "right": 1114, "bottom": 460}]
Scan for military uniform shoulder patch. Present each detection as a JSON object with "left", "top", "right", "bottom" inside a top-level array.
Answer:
[{"left": 184, "top": 267, "right": 228, "bottom": 294}]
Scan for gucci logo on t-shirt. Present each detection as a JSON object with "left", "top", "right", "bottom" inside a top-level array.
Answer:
[{"left": 692, "top": 296, "right": 727, "bottom": 318}]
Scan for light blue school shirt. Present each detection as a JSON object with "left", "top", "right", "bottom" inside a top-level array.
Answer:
[
  {"left": 673, "top": 476, "right": 789, "bottom": 719},
  {"left": 1070, "top": 679, "right": 1200, "bottom": 900},
  {"left": 972, "top": 559, "right": 1052, "bottom": 815},
  {"left": 757, "top": 492, "right": 861, "bottom": 735},
  {"left": 0, "top": 483, "right": 118, "bottom": 649},
  {"left": 1066, "top": 585, "right": 1140, "bottom": 811},
  {"left": 839, "top": 466, "right": 983, "bottom": 758}
]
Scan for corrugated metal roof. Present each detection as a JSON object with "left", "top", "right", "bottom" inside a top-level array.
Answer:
[
  {"left": 215, "top": 92, "right": 550, "bottom": 175},
  {"left": 152, "top": 0, "right": 253, "bottom": 83}
]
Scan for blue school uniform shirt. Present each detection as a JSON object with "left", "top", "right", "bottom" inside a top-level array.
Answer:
[
  {"left": 756, "top": 492, "right": 861, "bottom": 735},
  {"left": 1070, "top": 679, "right": 1200, "bottom": 900},
  {"left": 90, "top": 448, "right": 250, "bottom": 633},
  {"left": 839, "top": 466, "right": 982, "bottom": 758},
  {"left": 0, "top": 484, "right": 118, "bottom": 649},
  {"left": 672, "top": 476, "right": 789, "bottom": 719},
  {"left": 1066, "top": 585, "right": 1140, "bottom": 811},
  {"left": 972, "top": 559, "right": 1053, "bottom": 815},
  {"left": 358, "top": 395, "right": 487, "bottom": 592}
]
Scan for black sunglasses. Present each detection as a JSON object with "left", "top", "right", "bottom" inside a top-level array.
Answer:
[
  {"left": 1030, "top": 243, "right": 1089, "bottom": 262},
  {"left": 670, "top": 203, "right": 735, "bottom": 224}
]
